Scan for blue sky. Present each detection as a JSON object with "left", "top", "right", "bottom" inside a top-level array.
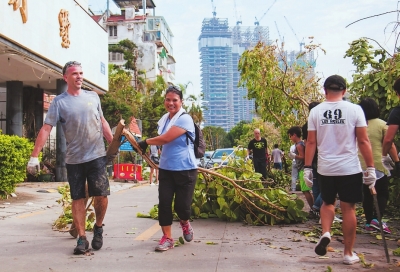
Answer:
[{"left": 89, "top": 0, "right": 398, "bottom": 96}]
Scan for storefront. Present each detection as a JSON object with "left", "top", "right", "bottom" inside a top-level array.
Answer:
[{"left": 0, "top": 0, "right": 108, "bottom": 181}]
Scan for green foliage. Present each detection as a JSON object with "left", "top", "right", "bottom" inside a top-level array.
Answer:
[
  {"left": 192, "top": 158, "right": 307, "bottom": 225},
  {"left": 138, "top": 156, "right": 307, "bottom": 225},
  {"left": 238, "top": 40, "right": 324, "bottom": 136},
  {"left": 234, "top": 119, "right": 283, "bottom": 152},
  {"left": 345, "top": 38, "right": 400, "bottom": 120},
  {"left": 0, "top": 132, "right": 33, "bottom": 198},
  {"left": 226, "top": 120, "right": 249, "bottom": 147},
  {"left": 140, "top": 81, "right": 167, "bottom": 137},
  {"left": 345, "top": 38, "right": 400, "bottom": 209},
  {"left": 109, "top": 39, "right": 138, "bottom": 71},
  {"left": 266, "top": 168, "right": 292, "bottom": 188},
  {"left": 101, "top": 94, "right": 134, "bottom": 129},
  {"left": 202, "top": 126, "right": 230, "bottom": 150},
  {"left": 388, "top": 176, "right": 400, "bottom": 207},
  {"left": 53, "top": 184, "right": 95, "bottom": 231}
]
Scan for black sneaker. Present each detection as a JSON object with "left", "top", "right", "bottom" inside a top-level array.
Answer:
[
  {"left": 74, "top": 236, "right": 89, "bottom": 255},
  {"left": 307, "top": 209, "right": 320, "bottom": 219},
  {"left": 91, "top": 224, "right": 103, "bottom": 250}
]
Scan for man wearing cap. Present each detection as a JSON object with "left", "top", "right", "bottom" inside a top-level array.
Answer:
[
  {"left": 304, "top": 75, "right": 376, "bottom": 265},
  {"left": 27, "top": 61, "right": 114, "bottom": 255}
]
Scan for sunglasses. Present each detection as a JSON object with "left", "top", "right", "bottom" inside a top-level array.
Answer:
[
  {"left": 166, "top": 85, "right": 181, "bottom": 92},
  {"left": 62, "top": 61, "right": 81, "bottom": 75}
]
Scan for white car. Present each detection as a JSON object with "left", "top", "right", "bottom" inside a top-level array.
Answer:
[
  {"left": 197, "top": 151, "right": 214, "bottom": 168},
  {"left": 205, "top": 148, "right": 236, "bottom": 169}
]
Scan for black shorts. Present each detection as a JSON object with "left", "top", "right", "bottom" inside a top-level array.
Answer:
[
  {"left": 151, "top": 156, "right": 159, "bottom": 165},
  {"left": 319, "top": 172, "right": 363, "bottom": 204},
  {"left": 66, "top": 156, "right": 110, "bottom": 200}
]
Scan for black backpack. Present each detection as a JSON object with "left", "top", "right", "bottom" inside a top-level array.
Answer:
[{"left": 180, "top": 113, "right": 206, "bottom": 159}]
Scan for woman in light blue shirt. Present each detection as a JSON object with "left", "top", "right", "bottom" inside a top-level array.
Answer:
[{"left": 137, "top": 86, "right": 197, "bottom": 252}]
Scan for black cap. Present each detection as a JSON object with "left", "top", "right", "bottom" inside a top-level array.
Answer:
[{"left": 323, "top": 75, "right": 346, "bottom": 91}]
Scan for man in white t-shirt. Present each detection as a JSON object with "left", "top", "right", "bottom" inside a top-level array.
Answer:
[{"left": 304, "top": 75, "right": 376, "bottom": 265}]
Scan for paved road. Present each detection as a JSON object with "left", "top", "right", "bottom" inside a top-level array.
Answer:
[{"left": 0, "top": 181, "right": 398, "bottom": 271}]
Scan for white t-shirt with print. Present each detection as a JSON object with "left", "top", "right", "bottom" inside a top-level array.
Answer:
[{"left": 307, "top": 100, "right": 366, "bottom": 176}]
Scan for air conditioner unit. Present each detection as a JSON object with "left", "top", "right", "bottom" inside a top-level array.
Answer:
[{"left": 127, "top": 24, "right": 133, "bottom": 30}]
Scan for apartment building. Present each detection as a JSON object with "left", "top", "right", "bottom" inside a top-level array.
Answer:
[
  {"left": 92, "top": 0, "right": 175, "bottom": 84},
  {"left": 199, "top": 17, "right": 268, "bottom": 132}
]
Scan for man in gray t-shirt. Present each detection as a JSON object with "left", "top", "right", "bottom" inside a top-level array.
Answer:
[{"left": 27, "top": 61, "right": 114, "bottom": 255}]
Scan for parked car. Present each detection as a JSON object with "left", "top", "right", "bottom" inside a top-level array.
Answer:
[
  {"left": 205, "top": 148, "right": 237, "bottom": 169},
  {"left": 197, "top": 150, "right": 214, "bottom": 168}
]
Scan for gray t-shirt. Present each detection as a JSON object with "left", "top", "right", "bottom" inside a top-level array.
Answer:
[{"left": 45, "top": 90, "right": 106, "bottom": 164}]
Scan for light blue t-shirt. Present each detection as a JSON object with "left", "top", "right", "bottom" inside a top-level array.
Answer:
[
  {"left": 44, "top": 90, "right": 106, "bottom": 164},
  {"left": 159, "top": 113, "right": 197, "bottom": 171}
]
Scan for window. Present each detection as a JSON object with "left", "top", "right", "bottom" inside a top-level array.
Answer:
[
  {"left": 109, "top": 26, "right": 117, "bottom": 37},
  {"left": 109, "top": 52, "right": 123, "bottom": 61}
]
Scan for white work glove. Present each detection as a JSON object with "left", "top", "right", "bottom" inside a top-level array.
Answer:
[
  {"left": 363, "top": 167, "right": 377, "bottom": 189},
  {"left": 27, "top": 157, "right": 40, "bottom": 175},
  {"left": 288, "top": 152, "right": 296, "bottom": 159},
  {"left": 303, "top": 167, "right": 313, "bottom": 188},
  {"left": 381, "top": 155, "right": 394, "bottom": 171}
]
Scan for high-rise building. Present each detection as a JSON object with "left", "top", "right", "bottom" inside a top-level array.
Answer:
[{"left": 198, "top": 17, "right": 269, "bottom": 132}]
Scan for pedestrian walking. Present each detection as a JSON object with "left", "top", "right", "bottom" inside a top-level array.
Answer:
[
  {"left": 289, "top": 144, "right": 298, "bottom": 192},
  {"left": 302, "top": 102, "right": 322, "bottom": 218},
  {"left": 359, "top": 98, "right": 398, "bottom": 234},
  {"left": 149, "top": 144, "right": 160, "bottom": 186},
  {"left": 271, "top": 144, "right": 284, "bottom": 170},
  {"left": 136, "top": 85, "right": 197, "bottom": 251},
  {"left": 247, "top": 129, "right": 268, "bottom": 179},
  {"left": 27, "top": 61, "right": 114, "bottom": 255},
  {"left": 304, "top": 75, "right": 376, "bottom": 265},
  {"left": 288, "top": 126, "right": 314, "bottom": 211}
]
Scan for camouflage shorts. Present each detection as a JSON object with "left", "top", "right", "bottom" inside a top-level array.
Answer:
[{"left": 66, "top": 156, "right": 110, "bottom": 200}]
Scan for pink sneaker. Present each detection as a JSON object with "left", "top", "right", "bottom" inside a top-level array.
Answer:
[
  {"left": 364, "top": 224, "right": 376, "bottom": 232},
  {"left": 180, "top": 221, "right": 194, "bottom": 242},
  {"left": 155, "top": 235, "right": 174, "bottom": 251},
  {"left": 370, "top": 219, "right": 391, "bottom": 234}
]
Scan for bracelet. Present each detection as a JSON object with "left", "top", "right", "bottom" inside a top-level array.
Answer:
[{"left": 304, "top": 165, "right": 312, "bottom": 168}]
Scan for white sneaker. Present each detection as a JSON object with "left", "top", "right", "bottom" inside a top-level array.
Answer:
[
  {"left": 318, "top": 216, "right": 342, "bottom": 224},
  {"left": 343, "top": 252, "right": 360, "bottom": 265},
  {"left": 315, "top": 232, "right": 331, "bottom": 256},
  {"left": 333, "top": 216, "right": 342, "bottom": 223},
  {"left": 150, "top": 183, "right": 155, "bottom": 186}
]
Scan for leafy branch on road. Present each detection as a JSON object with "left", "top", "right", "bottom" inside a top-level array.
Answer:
[{"left": 138, "top": 155, "right": 308, "bottom": 225}]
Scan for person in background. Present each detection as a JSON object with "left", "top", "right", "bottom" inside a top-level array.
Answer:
[
  {"left": 247, "top": 128, "right": 268, "bottom": 180},
  {"left": 149, "top": 144, "right": 160, "bottom": 186},
  {"left": 27, "top": 61, "right": 114, "bottom": 255},
  {"left": 304, "top": 75, "right": 375, "bottom": 265},
  {"left": 382, "top": 77, "right": 400, "bottom": 249},
  {"left": 271, "top": 144, "right": 284, "bottom": 170},
  {"left": 358, "top": 98, "right": 398, "bottom": 234},
  {"left": 289, "top": 144, "right": 298, "bottom": 192},
  {"left": 288, "top": 126, "right": 314, "bottom": 211},
  {"left": 136, "top": 85, "right": 197, "bottom": 252},
  {"left": 302, "top": 102, "right": 323, "bottom": 219}
]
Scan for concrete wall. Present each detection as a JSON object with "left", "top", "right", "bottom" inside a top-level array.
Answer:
[{"left": 0, "top": 0, "right": 108, "bottom": 91}]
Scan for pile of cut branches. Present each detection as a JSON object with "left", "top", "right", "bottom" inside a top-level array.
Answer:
[{"left": 126, "top": 125, "right": 308, "bottom": 225}]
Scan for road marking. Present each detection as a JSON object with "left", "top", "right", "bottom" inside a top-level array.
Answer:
[
  {"left": 113, "top": 185, "right": 141, "bottom": 194},
  {"left": 18, "top": 211, "right": 46, "bottom": 218},
  {"left": 134, "top": 222, "right": 160, "bottom": 241}
]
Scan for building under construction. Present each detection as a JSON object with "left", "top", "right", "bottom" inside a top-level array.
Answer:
[{"left": 199, "top": 16, "right": 269, "bottom": 132}]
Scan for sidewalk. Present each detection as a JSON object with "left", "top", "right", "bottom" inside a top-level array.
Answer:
[{"left": 0, "top": 180, "right": 143, "bottom": 219}]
